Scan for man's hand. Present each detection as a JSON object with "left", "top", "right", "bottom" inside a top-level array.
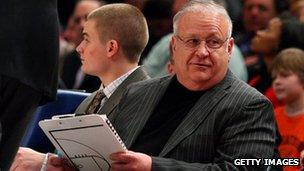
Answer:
[
  {"left": 10, "top": 147, "right": 45, "bottom": 171},
  {"left": 110, "top": 150, "right": 152, "bottom": 171},
  {"left": 46, "top": 155, "right": 76, "bottom": 171}
]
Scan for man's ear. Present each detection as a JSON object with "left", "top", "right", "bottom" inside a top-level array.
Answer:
[
  {"left": 170, "top": 35, "right": 177, "bottom": 63},
  {"left": 227, "top": 37, "right": 234, "bottom": 57},
  {"left": 106, "top": 40, "right": 118, "bottom": 58},
  {"left": 171, "top": 35, "right": 177, "bottom": 52}
]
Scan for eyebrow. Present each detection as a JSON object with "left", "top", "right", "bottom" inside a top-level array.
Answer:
[
  {"left": 183, "top": 31, "right": 223, "bottom": 38},
  {"left": 182, "top": 34, "right": 223, "bottom": 40}
]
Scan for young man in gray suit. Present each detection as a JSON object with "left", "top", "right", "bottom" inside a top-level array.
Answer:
[{"left": 10, "top": 3, "right": 149, "bottom": 171}]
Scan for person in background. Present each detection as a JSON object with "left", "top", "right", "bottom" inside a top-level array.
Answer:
[
  {"left": 10, "top": 3, "right": 150, "bottom": 171},
  {"left": 106, "top": 0, "right": 147, "bottom": 10},
  {"left": 271, "top": 48, "right": 304, "bottom": 171},
  {"left": 290, "top": 0, "right": 304, "bottom": 22},
  {"left": 0, "top": 0, "right": 59, "bottom": 170},
  {"left": 235, "top": 0, "right": 287, "bottom": 56},
  {"left": 235, "top": 0, "right": 288, "bottom": 80},
  {"left": 250, "top": 14, "right": 304, "bottom": 108},
  {"left": 60, "top": 0, "right": 104, "bottom": 92}
]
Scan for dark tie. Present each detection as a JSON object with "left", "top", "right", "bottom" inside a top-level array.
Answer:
[{"left": 86, "top": 90, "right": 106, "bottom": 114}]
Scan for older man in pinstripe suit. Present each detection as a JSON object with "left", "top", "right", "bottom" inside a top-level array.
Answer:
[{"left": 109, "top": 0, "right": 277, "bottom": 170}]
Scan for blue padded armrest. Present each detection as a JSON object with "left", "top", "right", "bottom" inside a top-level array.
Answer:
[{"left": 20, "top": 89, "right": 90, "bottom": 153}]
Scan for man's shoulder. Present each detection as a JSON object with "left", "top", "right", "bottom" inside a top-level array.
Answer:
[
  {"left": 229, "top": 75, "right": 269, "bottom": 102},
  {"left": 127, "top": 67, "right": 150, "bottom": 81},
  {"left": 126, "top": 75, "right": 170, "bottom": 92},
  {"left": 132, "top": 75, "right": 169, "bottom": 86},
  {"left": 113, "top": 67, "right": 150, "bottom": 94}
]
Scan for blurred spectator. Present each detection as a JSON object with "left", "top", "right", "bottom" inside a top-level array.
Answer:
[
  {"left": 58, "top": 37, "right": 74, "bottom": 76},
  {"left": 60, "top": 0, "right": 104, "bottom": 92},
  {"left": 123, "top": 0, "right": 146, "bottom": 10},
  {"left": 235, "top": 0, "right": 288, "bottom": 56},
  {"left": 0, "top": 0, "right": 59, "bottom": 170},
  {"left": 235, "top": 0, "right": 288, "bottom": 81},
  {"left": 271, "top": 48, "right": 304, "bottom": 171},
  {"left": 249, "top": 15, "right": 304, "bottom": 107},
  {"left": 63, "top": 0, "right": 106, "bottom": 47},
  {"left": 290, "top": 0, "right": 304, "bottom": 22}
]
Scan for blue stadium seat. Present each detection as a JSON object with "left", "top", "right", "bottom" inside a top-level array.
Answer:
[{"left": 20, "top": 89, "right": 90, "bottom": 153}]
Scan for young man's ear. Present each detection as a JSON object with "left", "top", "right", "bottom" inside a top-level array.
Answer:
[{"left": 106, "top": 40, "right": 119, "bottom": 58}]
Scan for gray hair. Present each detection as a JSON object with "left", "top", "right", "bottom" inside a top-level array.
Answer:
[{"left": 173, "top": 0, "right": 232, "bottom": 38}]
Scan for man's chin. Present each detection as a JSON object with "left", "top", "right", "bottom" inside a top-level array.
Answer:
[{"left": 190, "top": 74, "right": 210, "bottom": 83}]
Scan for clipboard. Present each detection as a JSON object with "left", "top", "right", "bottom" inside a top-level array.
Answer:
[{"left": 39, "top": 114, "right": 126, "bottom": 171}]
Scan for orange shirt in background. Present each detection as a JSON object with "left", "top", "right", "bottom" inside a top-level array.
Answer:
[{"left": 275, "top": 106, "right": 304, "bottom": 171}]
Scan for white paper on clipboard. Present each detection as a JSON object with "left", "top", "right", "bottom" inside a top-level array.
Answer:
[{"left": 39, "top": 114, "right": 126, "bottom": 171}]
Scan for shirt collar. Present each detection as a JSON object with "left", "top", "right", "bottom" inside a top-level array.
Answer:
[{"left": 99, "top": 66, "right": 139, "bottom": 98}]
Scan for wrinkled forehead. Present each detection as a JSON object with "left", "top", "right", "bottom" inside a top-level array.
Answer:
[{"left": 177, "top": 11, "right": 229, "bottom": 37}]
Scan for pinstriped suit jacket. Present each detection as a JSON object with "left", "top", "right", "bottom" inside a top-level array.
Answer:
[
  {"left": 112, "top": 70, "right": 276, "bottom": 170},
  {"left": 75, "top": 67, "right": 149, "bottom": 118}
]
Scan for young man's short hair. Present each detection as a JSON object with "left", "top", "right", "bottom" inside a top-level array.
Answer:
[{"left": 88, "top": 3, "right": 149, "bottom": 63}]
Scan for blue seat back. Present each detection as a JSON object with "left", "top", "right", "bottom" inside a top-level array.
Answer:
[{"left": 20, "top": 89, "right": 90, "bottom": 153}]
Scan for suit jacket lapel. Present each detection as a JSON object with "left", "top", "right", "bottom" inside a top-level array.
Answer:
[
  {"left": 159, "top": 71, "right": 233, "bottom": 156},
  {"left": 123, "top": 76, "right": 173, "bottom": 148},
  {"left": 100, "top": 67, "right": 149, "bottom": 119},
  {"left": 75, "top": 67, "right": 149, "bottom": 116}
]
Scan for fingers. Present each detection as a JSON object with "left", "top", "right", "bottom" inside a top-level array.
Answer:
[
  {"left": 47, "top": 156, "right": 76, "bottom": 171},
  {"left": 49, "top": 155, "right": 71, "bottom": 167},
  {"left": 109, "top": 151, "right": 152, "bottom": 171},
  {"left": 111, "top": 163, "right": 129, "bottom": 171},
  {"left": 110, "top": 151, "right": 136, "bottom": 163}
]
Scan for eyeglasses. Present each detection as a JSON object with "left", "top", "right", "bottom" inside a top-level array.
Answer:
[{"left": 175, "top": 35, "right": 229, "bottom": 52}]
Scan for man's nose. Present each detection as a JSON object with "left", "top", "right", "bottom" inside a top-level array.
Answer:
[
  {"left": 250, "top": 6, "right": 260, "bottom": 16},
  {"left": 272, "top": 76, "right": 281, "bottom": 85},
  {"left": 195, "top": 41, "right": 209, "bottom": 57}
]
